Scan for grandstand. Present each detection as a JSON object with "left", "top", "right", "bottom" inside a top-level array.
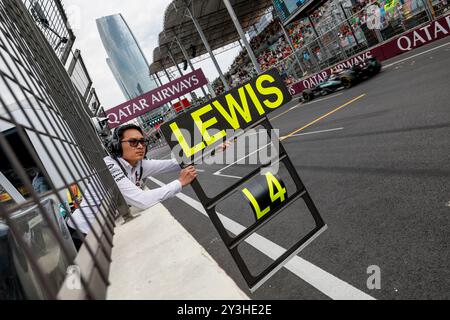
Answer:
[
  {"left": 149, "top": 0, "right": 448, "bottom": 97},
  {"left": 209, "top": 0, "right": 445, "bottom": 94}
]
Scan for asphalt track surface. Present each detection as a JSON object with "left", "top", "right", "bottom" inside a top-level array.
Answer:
[{"left": 147, "top": 38, "right": 450, "bottom": 300}]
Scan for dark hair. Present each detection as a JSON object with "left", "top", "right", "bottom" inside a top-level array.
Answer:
[
  {"left": 108, "top": 124, "right": 145, "bottom": 157},
  {"left": 116, "top": 124, "right": 143, "bottom": 139}
]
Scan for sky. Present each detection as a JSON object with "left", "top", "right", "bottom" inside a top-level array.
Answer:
[{"left": 63, "top": 0, "right": 242, "bottom": 110}]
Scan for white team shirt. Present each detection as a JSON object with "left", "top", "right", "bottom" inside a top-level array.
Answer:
[{"left": 67, "top": 156, "right": 182, "bottom": 234}]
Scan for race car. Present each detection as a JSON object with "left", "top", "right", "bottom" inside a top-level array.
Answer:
[{"left": 302, "top": 57, "right": 382, "bottom": 102}]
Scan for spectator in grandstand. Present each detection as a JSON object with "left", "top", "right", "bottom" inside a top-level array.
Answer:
[{"left": 303, "top": 49, "right": 312, "bottom": 67}]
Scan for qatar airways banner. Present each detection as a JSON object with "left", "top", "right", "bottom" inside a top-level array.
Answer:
[
  {"left": 289, "top": 13, "right": 450, "bottom": 96},
  {"left": 106, "top": 69, "right": 208, "bottom": 128}
]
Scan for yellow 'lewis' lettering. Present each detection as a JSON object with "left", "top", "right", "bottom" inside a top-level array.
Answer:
[
  {"left": 169, "top": 122, "right": 205, "bottom": 157},
  {"left": 244, "top": 84, "right": 265, "bottom": 116},
  {"left": 213, "top": 87, "right": 253, "bottom": 130},
  {"left": 191, "top": 104, "right": 226, "bottom": 146},
  {"left": 256, "top": 74, "right": 284, "bottom": 109},
  {"left": 167, "top": 71, "right": 288, "bottom": 159}
]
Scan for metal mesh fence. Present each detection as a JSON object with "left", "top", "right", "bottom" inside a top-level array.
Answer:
[
  {"left": 432, "top": 0, "right": 450, "bottom": 17},
  {"left": 22, "top": 0, "right": 75, "bottom": 64},
  {"left": 0, "top": 0, "right": 128, "bottom": 300},
  {"left": 270, "top": 0, "right": 436, "bottom": 82}
]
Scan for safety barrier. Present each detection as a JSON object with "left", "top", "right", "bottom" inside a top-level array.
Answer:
[
  {"left": 0, "top": 0, "right": 128, "bottom": 300},
  {"left": 266, "top": 0, "right": 450, "bottom": 95},
  {"left": 287, "top": 10, "right": 450, "bottom": 95}
]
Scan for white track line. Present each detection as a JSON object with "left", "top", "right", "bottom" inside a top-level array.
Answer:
[
  {"left": 213, "top": 143, "right": 271, "bottom": 178},
  {"left": 150, "top": 177, "right": 375, "bottom": 300},
  {"left": 280, "top": 127, "right": 344, "bottom": 139},
  {"left": 213, "top": 172, "right": 243, "bottom": 179},
  {"left": 214, "top": 127, "right": 345, "bottom": 179},
  {"left": 270, "top": 93, "right": 344, "bottom": 121},
  {"left": 299, "top": 92, "right": 344, "bottom": 106},
  {"left": 383, "top": 41, "right": 450, "bottom": 69}
]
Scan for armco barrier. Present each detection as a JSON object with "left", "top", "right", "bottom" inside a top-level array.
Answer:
[{"left": 288, "top": 13, "right": 450, "bottom": 96}]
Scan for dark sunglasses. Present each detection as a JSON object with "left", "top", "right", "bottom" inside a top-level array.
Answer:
[{"left": 121, "top": 139, "right": 149, "bottom": 148}]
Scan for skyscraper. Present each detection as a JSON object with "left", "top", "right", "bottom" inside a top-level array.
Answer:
[
  {"left": 106, "top": 57, "right": 132, "bottom": 100},
  {"left": 96, "top": 14, "right": 161, "bottom": 129}
]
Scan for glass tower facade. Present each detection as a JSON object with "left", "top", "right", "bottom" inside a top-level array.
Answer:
[
  {"left": 106, "top": 57, "right": 132, "bottom": 100},
  {"left": 96, "top": 14, "right": 161, "bottom": 129}
]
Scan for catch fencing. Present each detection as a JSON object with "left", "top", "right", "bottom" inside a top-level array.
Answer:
[{"left": 0, "top": 0, "right": 129, "bottom": 300}]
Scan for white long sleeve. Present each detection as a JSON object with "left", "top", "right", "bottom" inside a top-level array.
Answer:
[
  {"left": 68, "top": 156, "right": 182, "bottom": 234},
  {"left": 141, "top": 158, "right": 180, "bottom": 177},
  {"left": 105, "top": 156, "right": 182, "bottom": 210}
]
